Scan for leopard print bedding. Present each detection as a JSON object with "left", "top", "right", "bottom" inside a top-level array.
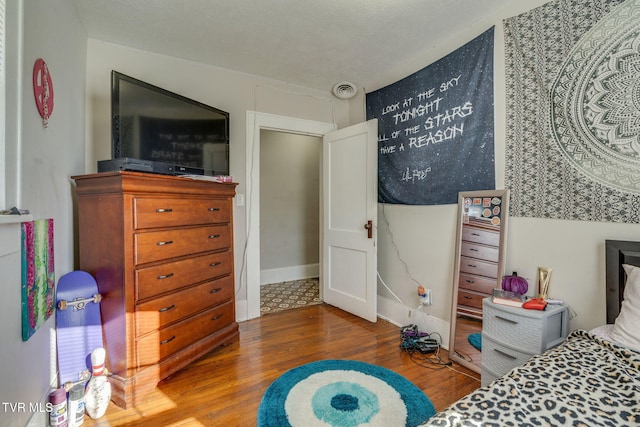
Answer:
[{"left": 422, "top": 330, "right": 640, "bottom": 426}]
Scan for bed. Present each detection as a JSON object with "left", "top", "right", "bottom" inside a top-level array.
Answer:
[{"left": 421, "top": 240, "right": 640, "bottom": 426}]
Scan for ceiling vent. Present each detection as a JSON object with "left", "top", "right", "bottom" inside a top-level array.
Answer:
[{"left": 332, "top": 81, "right": 358, "bottom": 99}]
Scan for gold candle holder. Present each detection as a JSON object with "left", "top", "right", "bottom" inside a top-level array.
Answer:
[{"left": 537, "top": 267, "right": 552, "bottom": 299}]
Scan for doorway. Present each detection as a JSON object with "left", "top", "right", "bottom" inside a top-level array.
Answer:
[
  {"left": 259, "top": 130, "right": 322, "bottom": 314},
  {"left": 244, "top": 111, "right": 336, "bottom": 320}
]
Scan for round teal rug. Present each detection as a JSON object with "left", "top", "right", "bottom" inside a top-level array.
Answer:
[
  {"left": 257, "top": 359, "right": 436, "bottom": 427},
  {"left": 468, "top": 333, "right": 482, "bottom": 351}
]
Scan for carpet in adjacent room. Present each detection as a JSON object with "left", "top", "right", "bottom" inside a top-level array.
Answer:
[{"left": 260, "top": 278, "right": 322, "bottom": 314}]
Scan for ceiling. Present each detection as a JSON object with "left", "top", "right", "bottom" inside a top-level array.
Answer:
[{"left": 73, "top": 0, "right": 508, "bottom": 94}]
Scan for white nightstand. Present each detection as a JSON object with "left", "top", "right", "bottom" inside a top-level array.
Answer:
[{"left": 481, "top": 298, "right": 569, "bottom": 386}]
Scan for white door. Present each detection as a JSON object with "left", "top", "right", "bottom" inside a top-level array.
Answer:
[{"left": 322, "top": 119, "right": 378, "bottom": 322}]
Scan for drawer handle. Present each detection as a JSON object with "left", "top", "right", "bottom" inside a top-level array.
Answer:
[
  {"left": 157, "top": 273, "right": 174, "bottom": 280},
  {"left": 467, "top": 263, "right": 477, "bottom": 268},
  {"left": 211, "top": 314, "right": 224, "bottom": 321},
  {"left": 160, "top": 336, "right": 176, "bottom": 345},
  {"left": 157, "top": 240, "right": 173, "bottom": 246},
  {"left": 156, "top": 208, "right": 173, "bottom": 213},
  {"left": 208, "top": 207, "right": 221, "bottom": 212},
  {"left": 210, "top": 287, "right": 222, "bottom": 294},
  {"left": 463, "top": 295, "right": 473, "bottom": 300},
  {"left": 158, "top": 304, "right": 175, "bottom": 313},
  {"left": 209, "top": 234, "right": 221, "bottom": 239},
  {"left": 210, "top": 262, "right": 222, "bottom": 267},
  {"left": 471, "top": 232, "right": 480, "bottom": 236},
  {"left": 469, "top": 248, "right": 479, "bottom": 252},
  {"left": 494, "top": 348, "right": 517, "bottom": 360},
  {"left": 464, "top": 279, "right": 475, "bottom": 284},
  {"left": 495, "top": 315, "right": 518, "bottom": 325}
]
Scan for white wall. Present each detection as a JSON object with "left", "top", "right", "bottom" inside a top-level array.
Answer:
[
  {"left": 260, "top": 130, "right": 320, "bottom": 284},
  {"left": 82, "top": 1, "right": 639, "bottom": 336},
  {"left": 84, "top": 40, "right": 351, "bottom": 320},
  {"left": 6, "top": 1, "right": 631, "bottom": 424},
  {"left": 1, "top": 0, "right": 86, "bottom": 426},
  {"left": 354, "top": 0, "right": 640, "bottom": 334}
]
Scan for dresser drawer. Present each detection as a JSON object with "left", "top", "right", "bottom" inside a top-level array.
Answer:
[
  {"left": 459, "top": 256, "right": 498, "bottom": 278},
  {"left": 136, "top": 250, "right": 233, "bottom": 300},
  {"left": 135, "top": 275, "right": 233, "bottom": 337},
  {"left": 136, "top": 300, "right": 234, "bottom": 366},
  {"left": 461, "top": 241, "right": 499, "bottom": 263},
  {"left": 484, "top": 300, "right": 568, "bottom": 354},
  {"left": 459, "top": 272, "right": 497, "bottom": 294},
  {"left": 462, "top": 225, "right": 499, "bottom": 246},
  {"left": 483, "top": 303, "right": 544, "bottom": 354},
  {"left": 135, "top": 224, "right": 231, "bottom": 265},
  {"left": 457, "top": 289, "right": 485, "bottom": 310},
  {"left": 482, "top": 334, "right": 532, "bottom": 377},
  {"left": 133, "top": 197, "right": 230, "bottom": 229}
]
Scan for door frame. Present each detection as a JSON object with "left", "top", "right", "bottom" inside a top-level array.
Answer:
[{"left": 244, "top": 111, "right": 336, "bottom": 320}]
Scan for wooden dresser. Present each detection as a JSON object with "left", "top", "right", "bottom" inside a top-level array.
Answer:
[
  {"left": 456, "top": 220, "right": 500, "bottom": 318},
  {"left": 72, "top": 171, "right": 238, "bottom": 408}
]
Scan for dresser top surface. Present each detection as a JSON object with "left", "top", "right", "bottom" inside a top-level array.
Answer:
[
  {"left": 484, "top": 298, "right": 568, "bottom": 318},
  {"left": 72, "top": 171, "right": 237, "bottom": 197}
]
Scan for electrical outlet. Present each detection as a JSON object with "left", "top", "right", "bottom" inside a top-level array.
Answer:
[{"left": 421, "top": 289, "right": 432, "bottom": 306}]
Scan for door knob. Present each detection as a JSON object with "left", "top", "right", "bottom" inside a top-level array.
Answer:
[{"left": 364, "top": 220, "right": 373, "bottom": 239}]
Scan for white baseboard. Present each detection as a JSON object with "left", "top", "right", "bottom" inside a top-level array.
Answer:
[
  {"left": 376, "top": 296, "right": 450, "bottom": 350},
  {"left": 236, "top": 298, "right": 249, "bottom": 322},
  {"left": 26, "top": 377, "right": 58, "bottom": 427},
  {"left": 26, "top": 403, "right": 48, "bottom": 427},
  {"left": 236, "top": 288, "right": 451, "bottom": 349},
  {"left": 260, "top": 263, "right": 319, "bottom": 285}
]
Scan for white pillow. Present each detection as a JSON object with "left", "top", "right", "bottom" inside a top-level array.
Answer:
[
  {"left": 610, "top": 264, "right": 640, "bottom": 353},
  {"left": 590, "top": 324, "right": 615, "bottom": 342}
]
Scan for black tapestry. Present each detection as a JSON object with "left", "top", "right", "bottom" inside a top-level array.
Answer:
[{"left": 366, "top": 27, "right": 495, "bottom": 205}]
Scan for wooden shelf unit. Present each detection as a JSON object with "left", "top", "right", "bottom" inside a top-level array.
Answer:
[
  {"left": 456, "top": 221, "right": 500, "bottom": 319},
  {"left": 72, "top": 171, "right": 238, "bottom": 408}
]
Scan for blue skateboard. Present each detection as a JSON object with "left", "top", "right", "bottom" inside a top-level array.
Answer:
[{"left": 56, "top": 271, "right": 103, "bottom": 386}]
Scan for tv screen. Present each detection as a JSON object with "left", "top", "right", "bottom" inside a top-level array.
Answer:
[{"left": 111, "top": 71, "right": 229, "bottom": 175}]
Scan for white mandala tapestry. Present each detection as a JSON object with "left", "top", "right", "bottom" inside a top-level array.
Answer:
[
  {"left": 551, "top": 0, "right": 640, "bottom": 195},
  {"left": 505, "top": 0, "right": 640, "bottom": 222}
]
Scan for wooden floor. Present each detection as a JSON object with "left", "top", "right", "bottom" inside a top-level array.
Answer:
[
  {"left": 453, "top": 315, "right": 483, "bottom": 367},
  {"left": 85, "top": 304, "right": 480, "bottom": 426}
]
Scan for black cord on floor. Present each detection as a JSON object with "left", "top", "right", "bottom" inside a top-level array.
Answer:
[{"left": 399, "top": 325, "right": 452, "bottom": 369}]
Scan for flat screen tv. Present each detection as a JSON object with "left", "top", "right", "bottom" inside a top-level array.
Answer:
[{"left": 111, "top": 71, "right": 229, "bottom": 176}]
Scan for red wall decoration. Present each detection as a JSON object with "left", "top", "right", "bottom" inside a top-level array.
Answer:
[{"left": 32, "top": 58, "right": 54, "bottom": 127}]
